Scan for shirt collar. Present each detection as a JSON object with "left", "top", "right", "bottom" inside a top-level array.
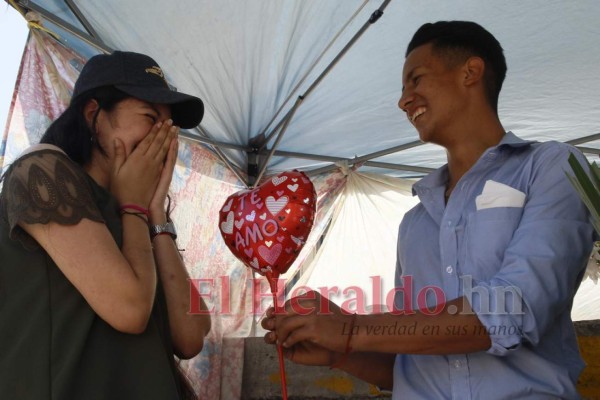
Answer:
[
  {"left": 412, "top": 131, "right": 536, "bottom": 195},
  {"left": 498, "top": 131, "right": 537, "bottom": 148}
]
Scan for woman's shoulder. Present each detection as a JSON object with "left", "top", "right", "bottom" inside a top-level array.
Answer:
[
  {"left": 1, "top": 143, "right": 103, "bottom": 249},
  {"left": 19, "top": 143, "right": 67, "bottom": 157},
  {"left": 13, "top": 144, "right": 70, "bottom": 167},
  {"left": 7, "top": 144, "right": 82, "bottom": 180}
]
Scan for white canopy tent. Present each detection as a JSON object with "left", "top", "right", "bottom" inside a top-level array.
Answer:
[
  {"left": 5, "top": 0, "right": 600, "bottom": 322},
  {"left": 3, "top": 0, "right": 600, "bottom": 397},
  {"left": 7, "top": 0, "right": 600, "bottom": 175}
]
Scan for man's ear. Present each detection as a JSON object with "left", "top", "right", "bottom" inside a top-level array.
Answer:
[
  {"left": 463, "top": 56, "right": 485, "bottom": 86},
  {"left": 83, "top": 99, "right": 100, "bottom": 128}
]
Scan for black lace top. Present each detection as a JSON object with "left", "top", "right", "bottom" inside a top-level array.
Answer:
[
  {"left": 0, "top": 149, "right": 182, "bottom": 399},
  {"left": 1, "top": 149, "right": 103, "bottom": 250}
]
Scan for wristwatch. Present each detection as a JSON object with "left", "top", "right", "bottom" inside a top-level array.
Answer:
[{"left": 150, "top": 221, "right": 177, "bottom": 240}]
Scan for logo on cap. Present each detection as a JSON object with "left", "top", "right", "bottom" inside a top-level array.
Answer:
[{"left": 145, "top": 66, "right": 166, "bottom": 82}]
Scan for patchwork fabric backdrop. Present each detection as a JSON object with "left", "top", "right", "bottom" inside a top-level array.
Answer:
[{"left": 0, "top": 29, "right": 348, "bottom": 399}]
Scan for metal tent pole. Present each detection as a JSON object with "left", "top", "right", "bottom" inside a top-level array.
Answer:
[
  {"left": 13, "top": 0, "right": 112, "bottom": 53},
  {"left": 251, "top": 0, "right": 392, "bottom": 183},
  {"left": 255, "top": 0, "right": 371, "bottom": 151}
]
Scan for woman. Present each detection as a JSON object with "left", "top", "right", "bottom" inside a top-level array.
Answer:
[{"left": 0, "top": 51, "right": 210, "bottom": 399}]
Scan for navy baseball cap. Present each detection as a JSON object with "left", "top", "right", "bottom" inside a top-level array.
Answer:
[{"left": 72, "top": 51, "right": 204, "bottom": 128}]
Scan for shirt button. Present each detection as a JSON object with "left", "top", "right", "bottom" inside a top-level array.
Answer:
[
  {"left": 454, "top": 360, "right": 461, "bottom": 368},
  {"left": 446, "top": 265, "right": 453, "bottom": 274}
]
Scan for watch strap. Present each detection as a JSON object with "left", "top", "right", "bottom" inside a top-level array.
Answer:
[{"left": 149, "top": 220, "right": 177, "bottom": 239}]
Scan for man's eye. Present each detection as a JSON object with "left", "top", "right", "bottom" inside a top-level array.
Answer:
[
  {"left": 413, "top": 75, "right": 421, "bottom": 85},
  {"left": 146, "top": 114, "right": 157, "bottom": 123}
]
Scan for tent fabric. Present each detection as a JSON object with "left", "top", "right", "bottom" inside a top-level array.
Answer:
[
  {"left": 302, "top": 167, "right": 418, "bottom": 309},
  {"left": 1, "top": 28, "right": 82, "bottom": 169},
  {"left": 68, "top": 0, "right": 600, "bottom": 176}
]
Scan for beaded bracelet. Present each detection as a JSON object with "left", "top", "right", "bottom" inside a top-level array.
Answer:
[
  {"left": 330, "top": 313, "right": 357, "bottom": 369},
  {"left": 120, "top": 204, "right": 149, "bottom": 217}
]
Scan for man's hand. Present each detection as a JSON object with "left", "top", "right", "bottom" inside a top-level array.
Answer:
[{"left": 261, "top": 291, "right": 354, "bottom": 366}]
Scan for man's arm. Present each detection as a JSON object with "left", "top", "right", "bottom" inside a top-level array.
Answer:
[
  {"left": 335, "top": 352, "right": 396, "bottom": 390},
  {"left": 275, "top": 296, "right": 490, "bottom": 357},
  {"left": 265, "top": 291, "right": 490, "bottom": 389}
]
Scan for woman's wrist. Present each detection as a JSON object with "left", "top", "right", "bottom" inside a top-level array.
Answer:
[
  {"left": 148, "top": 209, "right": 168, "bottom": 225},
  {"left": 120, "top": 203, "right": 149, "bottom": 216},
  {"left": 121, "top": 211, "right": 149, "bottom": 224},
  {"left": 120, "top": 204, "right": 150, "bottom": 224}
]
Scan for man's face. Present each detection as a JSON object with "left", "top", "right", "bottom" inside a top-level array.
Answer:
[{"left": 398, "top": 43, "right": 464, "bottom": 145}]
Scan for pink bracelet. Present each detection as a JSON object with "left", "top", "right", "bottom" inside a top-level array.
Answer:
[{"left": 120, "top": 204, "right": 149, "bottom": 217}]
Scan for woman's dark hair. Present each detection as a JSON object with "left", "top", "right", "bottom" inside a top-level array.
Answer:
[
  {"left": 406, "top": 21, "right": 507, "bottom": 113},
  {"left": 39, "top": 86, "right": 130, "bottom": 166}
]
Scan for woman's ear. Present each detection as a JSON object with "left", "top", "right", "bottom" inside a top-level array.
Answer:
[
  {"left": 83, "top": 99, "right": 100, "bottom": 128},
  {"left": 463, "top": 56, "right": 485, "bottom": 86}
]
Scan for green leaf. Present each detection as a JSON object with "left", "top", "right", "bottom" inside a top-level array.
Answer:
[
  {"left": 566, "top": 173, "right": 600, "bottom": 234},
  {"left": 567, "top": 153, "right": 600, "bottom": 234},
  {"left": 568, "top": 153, "right": 600, "bottom": 207},
  {"left": 590, "top": 161, "right": 600, "bottom": 190}
]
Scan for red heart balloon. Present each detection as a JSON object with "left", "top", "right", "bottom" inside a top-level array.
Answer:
[{"left": 218, "top": 171, "right": 316, "bottom": 279}]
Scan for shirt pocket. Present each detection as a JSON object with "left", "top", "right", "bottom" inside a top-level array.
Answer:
[{"left": 462, "top": 207, "right": 524, "bottom": 281}]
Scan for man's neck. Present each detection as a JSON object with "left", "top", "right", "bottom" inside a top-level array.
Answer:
[{"left": 444, "top": 116, "right": 505, "bottom": 192}]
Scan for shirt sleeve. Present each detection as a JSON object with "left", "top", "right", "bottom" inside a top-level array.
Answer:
[
  {"left": 470, "top": 143, "right": 595, "bottom": 356},
  {"left": 0, "top": 149, "right": 104, "bottom": 250}
]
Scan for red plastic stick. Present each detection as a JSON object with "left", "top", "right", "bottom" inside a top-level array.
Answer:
[{"left": 268, "top": 274, "right": 288, "bottom": 400}]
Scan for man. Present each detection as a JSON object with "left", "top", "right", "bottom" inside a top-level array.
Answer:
[{"left": 262, "top": 21, "right": 594, "bottom": 399}]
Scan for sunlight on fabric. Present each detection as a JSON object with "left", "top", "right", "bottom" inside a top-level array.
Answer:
[{"left": 300, "top": 170, "right": 418, "bottom": 309}]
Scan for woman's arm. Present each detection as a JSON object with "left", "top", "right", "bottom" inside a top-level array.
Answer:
[
  {"left": 22, "top": 215, "right": 157, "bottom": 334},
  {"left": 150, "top": 215, "right": 211, "bottom": 359},
  {"left": 148, "top": 134, "right": 210, "bottom": 359},
  {"left": 16, "top": 122, "right": 175, "bottom": 334}
]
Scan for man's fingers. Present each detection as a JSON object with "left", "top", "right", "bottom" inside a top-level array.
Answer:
[
  {"left": 274, "top": 315, "right": 311, "bottom": 347},
  {"left": 263, "top": 331, "right": 277, "bottom": 345},
  {"left": 280, "top": 325, "right": 309, "bottom": 349},
  {"left": 261, "top": 315, "right": 275, "bottom": 331}
]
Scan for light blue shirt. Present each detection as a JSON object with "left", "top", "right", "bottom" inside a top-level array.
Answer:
[{"left": 393, "top": 132, "right": 595, "bottom": 399}]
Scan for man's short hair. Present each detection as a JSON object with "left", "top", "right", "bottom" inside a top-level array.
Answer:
[{"left": 406, "top": 21, "right": 507, "bottom": 112}]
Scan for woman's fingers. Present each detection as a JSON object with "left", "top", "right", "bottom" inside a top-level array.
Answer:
[
  {"left": 156, "top": 125, "right": 178, "bottom": 162},
  {"left": 146, "top": 120, "right": 174, "bottom": 159},
  {"left": 110, "top": 119, "right": 175, "bottom": 207},
  {"left": 149, "top": 132, "right": 178, "bottom": 205},
  {"left": 134, "top": 120, "right": 163, "bottom": 155},
  {"left": 111, "top": 137, "right": 126, "bottom": 175}
]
